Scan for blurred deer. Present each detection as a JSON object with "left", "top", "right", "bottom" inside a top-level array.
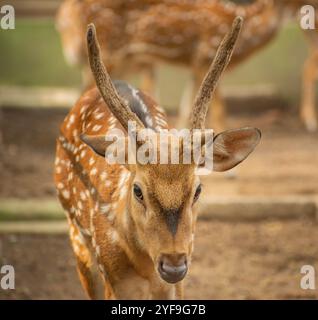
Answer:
[
  {"left": 299, "top": 4, "right": 318, "bottom": 131},
  {"left": 54, "top": 18, "right": 261, "bottom": 299},
  {"left": 56, "top": 0, "right": 318, "bottom": 131},
  {"left": 56, "top": 0, "right": 279, "bottom": 132}
]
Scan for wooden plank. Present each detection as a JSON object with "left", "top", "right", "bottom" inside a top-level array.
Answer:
[
  {"left": 0, "top": 86, "right": 80, "bottom": 108},
  {"left": 3, "top": 0, "right": 62, "bottom": 18}
]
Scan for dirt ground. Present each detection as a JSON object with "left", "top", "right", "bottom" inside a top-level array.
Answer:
[
  {"left": 0, "top": 219, "right": 317, "bottom": 300},
  {"left": 0, "top": 105, "right": 318, "bottom": 199}
]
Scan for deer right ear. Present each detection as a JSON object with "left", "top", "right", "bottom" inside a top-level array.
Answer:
[
  {"left": 80, "top": 134, "right": 134, "bottom": 170},
  {"left": 80, "top": 134, "right": 111, "bottom": 157}
]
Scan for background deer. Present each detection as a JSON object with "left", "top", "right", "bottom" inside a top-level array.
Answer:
[
  {"left": 57, "top": 0, "right": 318, "bottom": 132},
  {"left": 56, "top": 0, "right": 279, "bottom": 132},
  {"left": 300, "top": 6, "right": 318, "bottom": 132},
  {"left": 54, "top": 18, "right": 261, "bottom": 299}
]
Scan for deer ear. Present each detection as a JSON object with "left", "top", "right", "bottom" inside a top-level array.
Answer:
[
  {"left": 80, "top": 134, "right": 135, "bottom": 170},
  {"left": 80, "top": 134, "right": 111, "bottom": 157},
  {"left": 212, "top": 127, "right": 261, "bottom": 172}
]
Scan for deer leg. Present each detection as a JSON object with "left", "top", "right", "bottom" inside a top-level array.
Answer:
[
  {"left": 69, "top": 222, "right": 106, "bottom": 299},
  {"left": 300, "top": 49, "right": 318, "bottom": 132},
  {"left": 82, "top": 64, "right": 95, "bottom": 91},
  {"left": 206, "top": 87, "right": 226, "bottom": 133},
  {"left": 177, "top": 76, "right": 195, "bottom": 129},
  {"left": 139, "top": 65, "right": 157, "bottom": 99}
]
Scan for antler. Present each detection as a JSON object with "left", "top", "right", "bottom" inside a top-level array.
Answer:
[
  {"left": 86, "top": 23, "right": 145, "bottom": 132},
  {"left": 190, "top": 16, "right": 243, "bottom": 130}
]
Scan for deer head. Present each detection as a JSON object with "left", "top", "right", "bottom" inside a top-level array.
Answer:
[{"left": 81, "top": 17, "right": 261, "bottom": 284}]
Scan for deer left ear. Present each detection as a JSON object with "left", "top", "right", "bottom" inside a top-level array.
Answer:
[{"left": 212, "top": 127, "right": 261, "bottom": 172}]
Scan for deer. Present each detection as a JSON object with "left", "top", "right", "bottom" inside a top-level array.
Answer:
[
  {"left": 54, "top": 17, "right": 261, "bottom": 299},
  {"left": 300, "top": 5, "right": 318, "bottom": 132},
  {"left": 57, "top": 0, "right": 318, "bottom": 132},
  {"left": 56, "top": 0, "right": 280, "bottom": 132}
]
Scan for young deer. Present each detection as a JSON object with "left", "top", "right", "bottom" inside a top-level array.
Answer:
[{"left": 54, "top": 17, "right": 261, "bottom": 299}]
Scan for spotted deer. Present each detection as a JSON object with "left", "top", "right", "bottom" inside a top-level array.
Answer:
[
  {"left": 54, "top": 17, "right": 261, "bottom": 299},
  {"left": 57, "top": 0, "right": 318, "bottom": 132},
  {"left": 56, "top": 0, "right": 279, "bottom": 131}
]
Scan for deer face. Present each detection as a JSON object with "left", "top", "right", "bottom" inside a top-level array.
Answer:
[
  {"left": 83, "top": 127, "right": 260, "bottom": 283},
  {"left": 129, "top": 162, "right": 198, "bottom": 283}
]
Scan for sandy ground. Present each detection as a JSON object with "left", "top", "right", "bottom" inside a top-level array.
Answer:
[{"left": 0, "top": 219, "right": 317, "bottom": 300}]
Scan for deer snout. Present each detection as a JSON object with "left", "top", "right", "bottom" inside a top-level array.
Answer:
[{"left": 158, "top": 254, "right": 188, "bottom": 284}]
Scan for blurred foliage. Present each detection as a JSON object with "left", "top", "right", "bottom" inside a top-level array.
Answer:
[
  {"left": 0, "top": 19, "right": 82, "bottom": 87},
  {"left": 0, "top": 18, "right": 314, "bottom": 108}
]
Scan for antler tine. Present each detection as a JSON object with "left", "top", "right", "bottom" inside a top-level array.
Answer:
[
  {"left": 190, "top": 16, "right": 243, "bottom": 130},
  {"left": 87, "top": 23, "right": 145, "bottom": 131}
]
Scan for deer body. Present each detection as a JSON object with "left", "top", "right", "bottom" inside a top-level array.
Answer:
[{"left": 55, "top": 18, "right": 261, "bottom": 300}]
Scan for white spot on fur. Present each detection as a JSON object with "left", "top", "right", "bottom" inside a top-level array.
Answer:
[
  {"left": 57, "top": 183, "right": 64, "bottom": 189},
  {"left": 66, "top": 114, "right": 75, "bottom": 129},
  {"left": 105, "top": 180, "right": 112, "bottom": 188},
  {"left": 80, "top": 105, "right": 88, "bottom": 114},
  {"left": 94, "top": 113, "right": 104, "bottom": 120},
  {"left": 107, "top": 229, "right": 119, "bottom": 243},
  {"left": 68, "top": 172, "right": 73, "bottom": 181},
  {"left": 100, "top": 172, "right": 107, "bottom": 181},
  {"left": 92, "top": 125, "right": 102, "bottom": 132},
  {"left": 100, "top": 203, "right": 111, "bottom": 214},
  {"left": 62, "top": 190, "right": 70, "bottom": 199},
  {"left": 80, "top": 191, "right": 87, "bottom": 201}
]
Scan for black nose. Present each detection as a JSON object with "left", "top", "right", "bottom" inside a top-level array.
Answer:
[{"left": 158, "top": 254, "right": 188, "bottom": 284}]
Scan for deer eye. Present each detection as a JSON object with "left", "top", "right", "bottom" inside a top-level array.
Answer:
[
  {"left": 193, "top": 184, "right": 202, "bottom": 203},
  {"left": 133, "top": 184, "right": 143, "bottom": 202}
]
